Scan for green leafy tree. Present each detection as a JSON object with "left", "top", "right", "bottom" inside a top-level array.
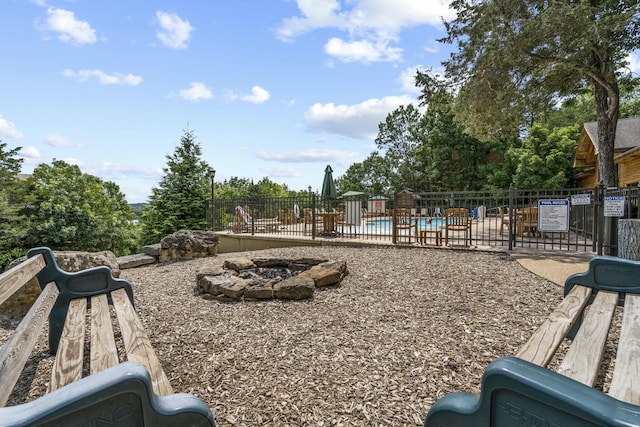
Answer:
[
  {"left": 0, "top": 141, "right": 28, "bottom": 266},
  {"left": 215, "top": 177, "right": 253, "bottom": 199},
  {"left": 429, "top": 0, "right": 640, "bottom": 187},
  {"left": 620, "top": 76, "right": 640, "bottom": 118},
  {"left": 26, "top": 160, "right": 136, "bottom": 254},
  {"left": 252, "top": 177, "right": 290, "bottom": 198},
  {"left": 215, "top": 176, "right": 292, "bottom": 199},
  {"left": 543, "top": 94, "right": 598, "bottom": 130},
  {"left": 419, "top": 103, "right": 487, "bottom": 191},
  {"left": 483, "top": 135, "right": 520, "bottom": 190},
  {"left": 0, "top": 141, "right": 22, "bottom": 185},
  {"left": 140, "top": 129, "right": 210, "bottom": 244},
  {"left": 507, "top": 124, "right": 580, "bottom": 188},
  {"left": 375, "top": 104, "right": 426, "bottom": 190},
  {"left": 335, "top": 151, "right": 396, "bottom": 195}
]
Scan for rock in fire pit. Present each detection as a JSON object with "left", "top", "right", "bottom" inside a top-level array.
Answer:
[{"left": 196, "top": 256, "right": 348, "bottom": 301}]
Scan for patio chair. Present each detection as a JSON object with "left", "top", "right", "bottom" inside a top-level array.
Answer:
[
  {"left": 443, "top": 207, "right": 472, "bottom": 246},
  {"left": 303, "top": 208, "right": 323, "bottom": 235},
  {"left": 498, "top": 206, "right": 510, "bottom": 236},
  {"left": 278, "top": 209, "right": 296, "bottom": 225},
  {"left": 394, "top": 208, "right": 414, "bottom": 242},
  {"left": 234, "top": 206, "right": 281, "bottom": 233},
  {"left": 517, "top": 206, "right": 540, "bottom": 237},
  {"left": 232, "top": 206, "right": 252, "bottom": 233}
]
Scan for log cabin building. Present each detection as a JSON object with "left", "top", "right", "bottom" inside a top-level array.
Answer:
[{"left": 574, "top": 117, "right": 640, "bottom": 188}]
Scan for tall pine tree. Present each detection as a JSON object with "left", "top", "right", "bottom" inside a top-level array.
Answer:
[{"left": 141, "top": 128, "right": 210, "bottom": 244}]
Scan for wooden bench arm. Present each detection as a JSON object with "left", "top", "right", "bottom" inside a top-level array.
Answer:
[
  {"left": 425, "top": 357, "right": 640, "bottom": 427},
  {"left": 0, "top": 361, "right": 214, "bottom": 427},
  {"left": 27, "top": 247, "right": 135, "bottom": 354},
  {"left": 564, "top": 255, "right": 640, "bottom": 303}
]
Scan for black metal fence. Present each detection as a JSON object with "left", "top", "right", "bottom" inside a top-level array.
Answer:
[{"left": 208, "top": 186, "right": 640, "bottom": 254}]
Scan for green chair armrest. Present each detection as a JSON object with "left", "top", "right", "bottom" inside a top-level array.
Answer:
[
  {"left": 0, "top": 362, "right": 215, "bottom": 427},
  {"left": 425, "top": 357, "right": 640, "bottom": 427}
]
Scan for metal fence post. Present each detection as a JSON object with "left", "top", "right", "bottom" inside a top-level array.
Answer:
[
  {"left": 392, "top": 192, "right": 398, "bottom": 244},
  {"left": 311, "top": 192, "right": 316, "bottom": 239},
  {"left": 508, "top": 185, "right": 516, "bottom": 250},
  {"left": 593, "top": 185, "right": 600, "bottom": 254}
]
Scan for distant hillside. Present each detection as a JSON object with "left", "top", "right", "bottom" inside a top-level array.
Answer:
[{"left": 130, "top": 203, "right": 148, "bottom": 218}]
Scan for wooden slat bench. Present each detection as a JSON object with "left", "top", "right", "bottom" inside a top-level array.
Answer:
[
  {"left": 0, "top": 247, "right": 215, "bottom": 427},
  {"left": 424, "top": 255, "right": 640, "bottom": 426}
]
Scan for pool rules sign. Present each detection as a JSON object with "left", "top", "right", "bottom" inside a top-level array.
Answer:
[{"left": 538, "top": 199, "right": 570, "bottom": 233}]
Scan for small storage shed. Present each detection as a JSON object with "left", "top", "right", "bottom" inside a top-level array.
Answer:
[
  {"left": 395, "top": 188, "right": 420, "bottom": 209},
  {"left": 368, "top": 195, "right": 388, "bottom": 214}
]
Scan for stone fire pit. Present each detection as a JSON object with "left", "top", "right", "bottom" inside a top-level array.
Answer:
[{"left": 196, "top": 256, "right": 348, "bottom": 301}]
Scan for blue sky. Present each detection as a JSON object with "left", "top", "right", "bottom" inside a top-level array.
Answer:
[
  {"left": 1, "top": 0, "right": 456, "bottom": 202},
  {"left": 1, "top": 1, "right": 638, "bottom": 203}
]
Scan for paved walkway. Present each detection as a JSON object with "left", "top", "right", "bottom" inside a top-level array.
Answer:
[{"left": 509, "top": 249, "right": 594, "bottom": 286}]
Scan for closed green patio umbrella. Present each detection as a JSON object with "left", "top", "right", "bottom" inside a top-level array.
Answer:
[{"left": 321, "top": 165, "right": 337, "bottom": 199}]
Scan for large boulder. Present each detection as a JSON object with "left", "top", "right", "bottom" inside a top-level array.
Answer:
[
  {"left": 53, "top": 250, "right": 121, "bottom": 278},
  {"left": 3, "top": 249, "right": 120, "bottom": 317},
  {"left": 160, "top": 230, "right": 219, "bottom": 263},
  {"left": 117, "top": 253, "right": 157, "bottom": 269},
  {"left": 273, "top": 276, "right": 315, "bottom": 300}
]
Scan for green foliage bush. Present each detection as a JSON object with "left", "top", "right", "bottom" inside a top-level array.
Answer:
[{"left": 0, "top": 248, "right": 26, "bottom": 272}]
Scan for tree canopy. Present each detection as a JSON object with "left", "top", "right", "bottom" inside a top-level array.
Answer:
[
  {"left": 0, "top": 142, "right": 27, "bottom": 267},
  {"left": 375, "top": 104, "right": 425, "bottom": 190},
  {"left": 0, "top": 141, "right": 22, "bottom": 186},
  {"left": 335, "top": 151, "right": 394, "bottom": 195},
  {"left": 140, "top": 129, "right": 210, "bottom": 244},
  {"left": 426, "top": 0, "right": 640, "bottom": 187},
  {"left": 25, "top": 160, "right": 136, "bottom": 254},
  {"left": 508, "top": 124, "right": 580, "bottom": 188}
]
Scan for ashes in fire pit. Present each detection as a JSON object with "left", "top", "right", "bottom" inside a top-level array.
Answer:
[{"left": 196, "top": 256, "right": 348, "bottom": 301}]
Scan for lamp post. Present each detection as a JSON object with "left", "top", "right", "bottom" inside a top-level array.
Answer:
[{"left": 209, "top": 168, "right": 216, "bottom": 230}]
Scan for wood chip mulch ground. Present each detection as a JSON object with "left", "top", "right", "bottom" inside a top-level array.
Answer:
[{"left": 4, "top": 246, "right": 563, "bottom": 426}]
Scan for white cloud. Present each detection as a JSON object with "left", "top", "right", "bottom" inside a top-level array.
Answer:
[
  {"left": 155, "top": 11, "right": 193, "bottom": 49},
  {"left": 63, "top": 69, "right": 143, "bottom": 85},
  {"left": 179, "top": 82, "right": 213, "bottom": 101},
  {"left": 276, "top": 0, "right": 454, "bottom": 63},
  {"left": 276, "top": 0, "right": 346, "bottom": 42},
  {"left": 242, "top": 86, "right": 271, "bottom": 104},
  {"left": 398, "top": 66, "right": 423, "bottom": 94},
  {"left": 304, "top": 95, "right": 416, "bottom": 140},
  {"left": 264, "top": 165, "right": 303, "bottom": 178},
  {"left": 626, "top": 51, "right": 640, "bottom": 74},
  {"left": 37, "top": 8, "right": 97, "bottom": 46},
  {"left": 398, "top": 65, "right": 447, "bottom": 95},
  {"left": 43, "top": 134, "right": 71, "bottom": 147},
  {"left": 92, "top": 162, "right": 164, "bottom": 181},
  {"left": 64, "top": 157, "right": 82, "bottom": 166},
  {"left": 19, "top": 146, "right": 40, "bottom": 159},
  {"left": 225, "top": 86, "right": 271, "bottom": 104},
  {"left": 324, "top": 37, "right": 402, "bottom": 63},
  {"left": 257, "top": 148, "right": 359, "bottom": 164},
  {"left": 43, "top": 133, "right": 85, "bottom": 148},
  {"left": 0, "top": 115, "right": 24, "bottom": 140}
]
